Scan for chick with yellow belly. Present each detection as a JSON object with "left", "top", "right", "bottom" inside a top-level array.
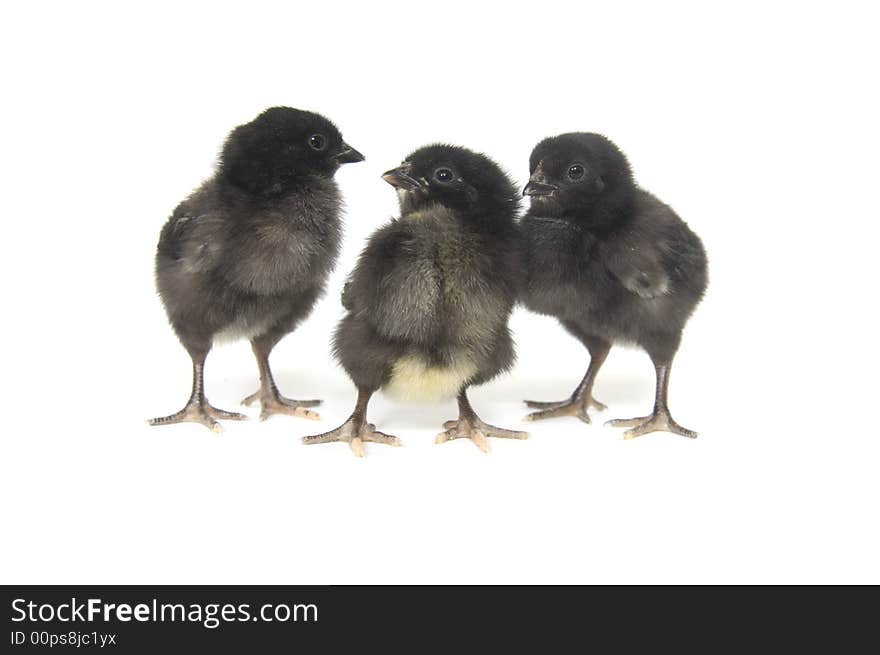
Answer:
[{"left": 303, "top": 144, "right": 526, "bottom": 456}]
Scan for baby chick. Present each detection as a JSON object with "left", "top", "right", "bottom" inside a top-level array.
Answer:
[
  {"left": 150, "top": 107, "right": 363, "bottom": 432},
  {"left": 303, "top": 145, "right": 526, "bottom": 456},
  {"left": 520, "top": 133, "right": 707, "bottom": 438}
]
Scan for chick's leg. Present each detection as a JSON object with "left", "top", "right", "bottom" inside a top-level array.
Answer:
[
  {"left": 302, "top": 387, "right": 401, "bottom": 458},
  {"left": 605, "top": 359, "right": 697, "bottom": 439},
  {"left": 149, "top": 353, "right": 247, "bottom": 433},
  {"left": 241, "top": 335, "right": 321, "bottom": 421},
  {"left": 524, "top": 336, "right": 610, "bottom": 423},
  {"left": 438, "top": 390, "right": 529, "bottom": 453}
]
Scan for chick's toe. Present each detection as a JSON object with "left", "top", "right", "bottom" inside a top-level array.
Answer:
[
  {"left": 606, "top": 411, "right": 698, "bottom": 439},
  {"left": 302, "top": 418, "right": 401, "bottom": 458},
  {"left": 241, "top": 390, "right": 321, "bottom": 421},
  {"left": 149, "top": 402, "right": 247, "bottom": 434}
]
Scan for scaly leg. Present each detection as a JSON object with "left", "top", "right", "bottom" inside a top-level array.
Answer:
[
  {"left": 149, "top": 353, "right": 247, "bottom": 433},
  {"left": 302, "top": 387, "right": 401, "bottom": 457},
  {"left": 605, "top": 359, "right": 697, "bottom": 439},
  {"left": 438, "top": 389, "right": 528, "bottom": 453},
  {"left": 525, "top": 336, "right": 610, "bottom": 423},
  {"left": 241, "top": 337, "right": 321, "bottom": 421}
]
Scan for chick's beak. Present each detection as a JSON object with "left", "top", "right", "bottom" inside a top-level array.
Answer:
[
  {"left": 523, "top": 164, "right": 559, "bottom": 197},
  {"left": 334, "top": 143, "right": 365, "bottom": 164},
  {"left": 382, "top": 162, "right": 422, "bottom": 191},
  {"left": 523, "top": 179, "right": 560, "bottom": 197}
]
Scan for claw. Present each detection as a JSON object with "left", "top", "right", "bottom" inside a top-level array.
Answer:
[
  {"left": 368, "top": 431, "right": 402, "bottom": 447},
  {"left": 211, "top": 408, "right": 248, "bottom": 421},
  {"left": 605, "top": 416, "right": 648, "bottom": 429},
  {"left": 607, "top": 411, "right": 698, "bottom": 439},
  {"left": 524, "top": 400, "right": 595, "bottom": 424},
  {"left": 436, "top": 417, "right": 527, "bottom": 453},
  {"left": 471, "top": 430, "right": 490, "bottom": 453},
  {"left": 242, "top": 389, "right": 323, "bottom": 422},
  {"left": 524, "top": 396, "right": 606, "bottom": 413},
  {"left": 303, "top": 418, "right": 401, "bottom": 457},
  {"left": 524, "top": 399, "right": 564, "bottom": 409},
  {"left": 149, "top": 401, "right": 245, "bottom": 433}
]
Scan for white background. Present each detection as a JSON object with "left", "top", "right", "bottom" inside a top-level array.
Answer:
[{"left": 1, "top": 1, "right": 878, "bottom": 584}]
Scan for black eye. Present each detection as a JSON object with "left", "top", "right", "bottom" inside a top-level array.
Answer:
[
  {"left": 308, "top": 134, "right": 327, "bottom": 151},
  {"left": 568, "top": 164, "right": 585, "bottom": 180},
  {"left": 434, "top": 168, "right": 454, "bottom": 182}
]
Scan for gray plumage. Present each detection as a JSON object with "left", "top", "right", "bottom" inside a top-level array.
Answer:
[
  {"left": 156, "top": 176, "right": 342, "bottom": 342},
  {"left": 335, "top": 203, "right": 517, "bottom": 393},
  {"left": 150, "top": 107, "right": 363, "bottom": 432},
  {"left": 304, "top": 144, "right": 527, "bottom": 456},
  {"left": 520, "top": 132, "right": 707, "bottom": 438}
]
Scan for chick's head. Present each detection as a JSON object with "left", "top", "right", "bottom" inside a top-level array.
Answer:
[
  {"left": 524, "top": 133, "right": 633, "bottom": 216},
  {"left": 221, "top": 106, "right": 363, "bottom": 194},
  {"left": 383, "top": 144, "right": 519, "bottom": 216}
]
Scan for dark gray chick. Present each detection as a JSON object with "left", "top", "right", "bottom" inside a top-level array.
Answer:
[
  {"left": 150, "top": 107, "right": 363, "bottom": 432},
  {"left": 303, "top": 144, "right": 526, "bottom": 456},
  {"left": 520, "top": 133, "right": 707, "bottom": 438}
]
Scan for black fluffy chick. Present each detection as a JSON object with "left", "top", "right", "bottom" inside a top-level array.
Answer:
[
  {"left": 520, "top": 133, "right": 707, "bottom": 438},
  {"left": 150, "top": 107, "right": 363, "bottom": 432},
  {"left": 303, "top": 145, "right": 526, "bottom": 456}
]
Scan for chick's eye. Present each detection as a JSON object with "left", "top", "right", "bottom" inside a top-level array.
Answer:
[
  {"left": 434, "top": 168, "right": 454, "bottom": 182},
  {"left": 308, "top": 134, "right": 327, "bottom": 151},
  {"left": 568, "top": 164, "right": 585, "bottom": 180}
]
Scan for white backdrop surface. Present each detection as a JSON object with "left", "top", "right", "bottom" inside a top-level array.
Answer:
[{"left": 1, "top": 1, "right": 877, "bottom": 583}]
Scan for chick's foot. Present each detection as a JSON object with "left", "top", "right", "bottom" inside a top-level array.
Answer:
[
  {"left": 149, "top": 401, "right": 247, "bottom": 433},
  {"left": 605, "top": 411, "right": 698, "bottom": 439},
  {"left": 523, "top": 396, "right": 607, "bottom": 423},
  {"left": 302, "top": 419, "right": 401, "bottom": 458},
  {"left": 436, "top": 417, "right": 528, "bottom": 454},
  {"left": 241, "top": 389, "right": 321, "bottom": 421}
]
